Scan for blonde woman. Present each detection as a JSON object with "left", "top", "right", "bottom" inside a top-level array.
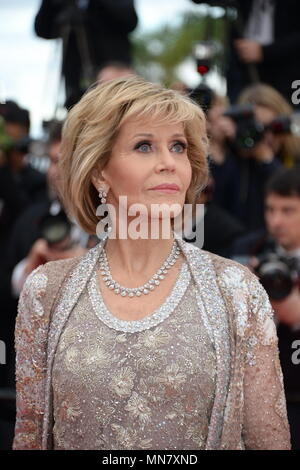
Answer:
[{"left": 13, "top": 76, "right": 291, "bottom": 450}]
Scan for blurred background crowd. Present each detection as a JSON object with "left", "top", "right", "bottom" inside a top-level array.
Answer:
[{"left": 1, "top": 0, "right": 300, "bottom": 450}]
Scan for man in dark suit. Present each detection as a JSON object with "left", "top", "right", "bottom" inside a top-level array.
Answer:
[
  {"left": 34, "top": 0, "right": 138, "bottom": 107},
  {"left": 191, "top": 0, "right": 300, "bottom": 104}
]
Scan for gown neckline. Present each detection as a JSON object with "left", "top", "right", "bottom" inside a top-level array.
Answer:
[{"left": 87, "top": 260, "right": 191, "bottom": 333}]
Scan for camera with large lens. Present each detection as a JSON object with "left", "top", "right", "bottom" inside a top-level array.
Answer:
[
  {"left": 255, "top": 253, "right": 300, "bottom": 301},
  {"left": 39, "top": 208, "right": 72, "bottom": 250},
  {"left": 224, "top": 104, "right": 265, "bottom": 150},
  {"left": 224, "top": 105, "right": 300, "bottom": 151}
]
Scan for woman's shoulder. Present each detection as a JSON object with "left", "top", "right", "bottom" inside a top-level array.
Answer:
[
  {"left": 203, "top": 249, "right": 252, "bottom": 277},
  {"left": 25, "top": 255, "right": 81, "bottom": 287},
  {"left": 184, "top": 242, "right": 253, "bottom": 281},
  {"left": 188, "top": 245, "right": 266, "bottom": 304},
  {"left": 204, "top": 248, "right": 262, "bottom": 292},
  {"left": 17, "top": 251, "right": 93, "bottom": 333},
  {"left": 181, "top": 239, "right": 264, "bottom": 301},
  {"left": 19, "top": 252, "right": 88, "bottom": 316},
  {"left": 201, "top": 249, "right": 276, "bottom": 339}
]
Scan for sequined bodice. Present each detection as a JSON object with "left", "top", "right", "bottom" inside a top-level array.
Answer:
[{"left": 51, "top": 262, "right": 217, "bottom": 450}]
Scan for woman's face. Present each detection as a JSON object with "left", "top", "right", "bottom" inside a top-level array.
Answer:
[{"left": 96, "top": 117, "right": 192, "bottom": 222}]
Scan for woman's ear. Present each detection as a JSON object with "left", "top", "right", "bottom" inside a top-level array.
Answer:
[{"left": 91, "top": 168, "right": 110, "bottom": 192}]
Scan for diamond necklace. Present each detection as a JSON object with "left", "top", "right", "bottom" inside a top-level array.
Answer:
[{"left": 99, "top": 240, "right": 181, "bottom": 298}]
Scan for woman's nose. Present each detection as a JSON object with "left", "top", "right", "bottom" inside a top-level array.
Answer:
[{"left": 155, "top": 147, "right": 176, "bottom": 172}]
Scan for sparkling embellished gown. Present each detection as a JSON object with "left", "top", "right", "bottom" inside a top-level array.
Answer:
[{"left": 13, "top": 236, "right": 291, "bottom": 450}]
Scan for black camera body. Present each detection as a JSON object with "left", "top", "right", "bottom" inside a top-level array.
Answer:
[
  {"left": 224, "top": 104, "right": 300, "bottom": 150},
  {"left": 39, "top": 208, "right": 72, "bottom": 249},
  {"left": 224, "top": 104, "right": 265, "bottom": 150},
  {"left": 255, "top": 253, "right": 300, "bottom": 301}
]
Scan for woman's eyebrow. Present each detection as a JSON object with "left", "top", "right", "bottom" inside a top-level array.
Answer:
[
  {"left": 132, "top": 133, "right": 153, "bottom": 138},
  {"left": 132, "top": 133, "right": 186, "bottom": 139}
]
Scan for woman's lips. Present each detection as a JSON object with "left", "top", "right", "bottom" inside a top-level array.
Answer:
[{"left": 149, "top": 184, "right": 180, "bottom": 193}]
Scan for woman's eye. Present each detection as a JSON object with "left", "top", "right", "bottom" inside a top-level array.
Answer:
[
  {"left": 135, "top": 142, "right": 151, "bottom": 152},
  {"left": 172, "top": 142, "right": 187, "bottom": 153},
  {"left": 134, "top": 141, "right": 187, "bottom": 153}
]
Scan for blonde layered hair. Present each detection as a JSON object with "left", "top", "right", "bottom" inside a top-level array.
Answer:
[{"left": 59, "top": 76, "right": 209, "bottom": 234}]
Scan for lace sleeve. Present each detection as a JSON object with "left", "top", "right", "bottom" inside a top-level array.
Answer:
[
  {"left": 13, "top": 265, "right": 48, "bottom": 450},
  {"left": 242, "top": 275, "right": 291, "bottom": 450}
]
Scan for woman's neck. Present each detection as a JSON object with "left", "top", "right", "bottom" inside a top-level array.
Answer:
[{"left": 104, "top": 235, "right": 175, "bottom": 277}]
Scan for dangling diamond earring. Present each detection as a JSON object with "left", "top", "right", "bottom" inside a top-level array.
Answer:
[
  {"left": 96, "top": 186, "right": 112, "bottom": 240},
  {"left": 98, "top": 188, "right": 107, "bottom": 204}
]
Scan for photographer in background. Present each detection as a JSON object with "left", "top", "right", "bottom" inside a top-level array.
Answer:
[
  {"left": 231, "top": 167, "right": 300, "bottom": 449},
  {"left": 209, "top": 86, "right": 283, "bottom": 231},
  {"left": 0, "top": 102, "right": 47, "bottom": 262},
  {"left": 205, "top": 91, "right": 241, "bottom": 218},
  {"left": 238, "top": 84, "right": 300, "bottom": 167},
  {"left": 34, "top": 0, "right": 138, "bottom": 107},
  {"left": 5, "top": 121, "right": 92, "bottom": 298},
  {"left": 210, "top": 83, "right": 300, "bottom": 231}
]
